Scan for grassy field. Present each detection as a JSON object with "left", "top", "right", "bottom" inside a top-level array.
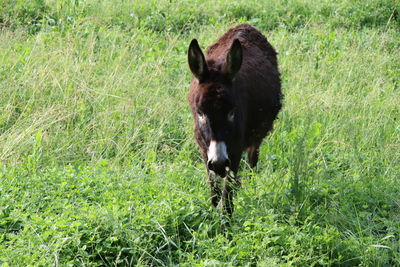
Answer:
[{"left": 0, "top": 0, "right": 399, "bottom": 265}]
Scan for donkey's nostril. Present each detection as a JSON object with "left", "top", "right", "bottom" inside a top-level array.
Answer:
[{"left": 207, "top": 160, "right": 214, "bottom": 171}]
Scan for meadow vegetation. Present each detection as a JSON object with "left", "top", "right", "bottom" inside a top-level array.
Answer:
[{"left": 0, "top": 0, "right": 399, "bottom": 265}]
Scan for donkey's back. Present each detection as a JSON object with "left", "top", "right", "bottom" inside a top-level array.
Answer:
[{"left": 206, "top": 24, "right": 282, "bottom": 150}]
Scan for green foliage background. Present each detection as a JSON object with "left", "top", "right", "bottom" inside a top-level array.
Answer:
[{"left": 0, "top": 0, "right": 399, "bottom": 265}]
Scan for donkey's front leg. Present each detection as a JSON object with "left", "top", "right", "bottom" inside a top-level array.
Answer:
[
  {"left": 208, "top": 171, "right": 222, "bottom": 207},
  {"left": 221, "top": 154, "right": 241, "bottom": 217},
  {"left": 221, "top": 172, "right": 239, "bottom": 217}
]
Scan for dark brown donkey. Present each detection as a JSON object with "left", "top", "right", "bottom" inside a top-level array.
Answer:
[{"left": 188, "top": 24, "right": 282, "bottom": 216}]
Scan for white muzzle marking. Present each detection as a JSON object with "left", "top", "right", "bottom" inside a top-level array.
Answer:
[{"left": 207, "top": 140, "right": 228, "bottom": 163}]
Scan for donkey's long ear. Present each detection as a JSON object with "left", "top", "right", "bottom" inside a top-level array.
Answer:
[
  {"left": 226, "top": 39, "right": 242, "bottom": 80},
  {"left": 188, "top": 39, "right": 208, "bottom": 81}
]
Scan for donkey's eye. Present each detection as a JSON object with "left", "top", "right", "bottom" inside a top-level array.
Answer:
[
  {"left": 227, "top": 109, "right": 235, "bottom": 122},
  {"left": 197, "top": 110, "right": 207, "bottom": 125}
]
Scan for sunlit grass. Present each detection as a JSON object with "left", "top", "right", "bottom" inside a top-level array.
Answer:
[{"left": 0, "top": 0, "right": 399, "bottom": 265}]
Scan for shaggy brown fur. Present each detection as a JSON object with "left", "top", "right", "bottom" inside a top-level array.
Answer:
[{"left": 188, "top": 24, "right": 282, "bottom": 216}]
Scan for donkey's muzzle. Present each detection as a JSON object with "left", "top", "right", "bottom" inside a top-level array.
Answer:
[{"left": 207, "top": 158, "right": 231, "bottom": 177}]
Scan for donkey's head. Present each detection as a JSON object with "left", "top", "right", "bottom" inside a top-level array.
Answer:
[{"left": 188, "top": 38, "right": 243, "bottom": 177}]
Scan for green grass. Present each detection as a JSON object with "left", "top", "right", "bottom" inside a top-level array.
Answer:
[{"left": 0, "top": 0, "right": 399, "bottom": 265}]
